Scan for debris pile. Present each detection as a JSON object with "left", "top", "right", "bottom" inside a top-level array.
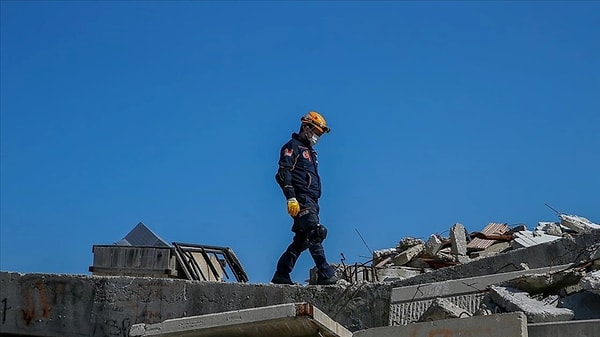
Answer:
[
  {"left": 368, "top": 213, "right": 600, "bottom": 283},
  {"left": 414, "top": 259, "right": 600, "bottom": 324}
]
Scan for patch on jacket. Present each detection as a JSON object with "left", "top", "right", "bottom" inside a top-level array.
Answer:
[{"left": 303, "top": 150, "right": 311, "bottom": 161}]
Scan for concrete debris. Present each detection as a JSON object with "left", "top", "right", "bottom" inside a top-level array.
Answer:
[
  {"left": 417, "top": 298, "right": 471, "bottom": 322},
  {"left": 423, "top": 234, "right": 443, "bottom": 257},
  {"left": 473, "top": 294, "right": 503, "bottom": 316},
  {"left": 560, "top": 214, "right": 600, "bottom": 233},
  {"left": 488, "top": 285, "right": 575, "bottom": 323},
  {"left": 503, "top": 269, "right": 586, "bottom": 294},
  {"left": 4, "top": 212, "right": 599, "bottom": 337},
  {"left": 376, "top": 266, "right": 423, "bottom": 282},
  {"left": 450, "top": 223, "right": 468, "bottom": 262},
  {"left": 579, "top": 270, "right": 600, "bottom": 295},
  {"left": 392, "top": 244, "right": 423, "bottom": 266},
  {"left": 511, "top": 230, "right": 561, "bottom": 249},
  {"left": 397, "top": 237, "right": 424, "bottom": 250},
  {"left": 366, "top": 213, "right": 598, "bottom": 284},
  {"left": 539, "top": 222, "right": 563, "bottom": 237}
]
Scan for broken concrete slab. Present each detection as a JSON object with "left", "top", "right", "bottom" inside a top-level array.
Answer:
[
  {"left": 376, "top": 266, "right": 422, "bottom": 282},
  {"left": 129, "top": 302, "right": 352, "bottom": 337},
  {"left": 423, "top": 234, "right": 443, "bottom": 257},
  {"left": 392, "top": 244, "right": 423, "bottom": 266},
  {"left": 450, "top": 223, "right": 468, "bottom": 259},
  {"left": 503, "top": 268, "right": 585, "bottom": 294},
  {"left": 354, "top": 312, "right": 528, "bottom": 337},
  {"left": 511, "top": 230, "right": 561, "bottom": 248},
  {"left": 488, "top": 285, "right": 575, "bottom": 323},
  {"left": 417, "top": 297, "right": 471, "bottom": 322},
  {"left": 560, "top": 214, "right": 600, "bottom": 233}
]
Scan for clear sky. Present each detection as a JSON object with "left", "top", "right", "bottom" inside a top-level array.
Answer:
[{"left": 1, "top": 1, "right": 598, "bottom": 284}]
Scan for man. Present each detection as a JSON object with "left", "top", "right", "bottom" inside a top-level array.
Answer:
[{"left": 271, "top": 111, "right": 338, "bottom": 285}]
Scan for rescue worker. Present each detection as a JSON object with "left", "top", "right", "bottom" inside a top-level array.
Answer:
[{"left": 271, "top": 111, "right": 338, "bottom": 285}]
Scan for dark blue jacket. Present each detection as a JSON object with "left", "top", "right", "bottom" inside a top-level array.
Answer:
[{"left": 275, "top": 133, "right": 322, "bottom": 200}]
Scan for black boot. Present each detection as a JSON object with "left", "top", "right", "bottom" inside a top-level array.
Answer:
[{"left": 271, "top": 273, "right": 293, "bottom": 285}]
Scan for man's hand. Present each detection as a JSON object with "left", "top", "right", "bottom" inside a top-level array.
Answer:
[{"left": 287, "top": 198, "right": 300, "bottom": 217}]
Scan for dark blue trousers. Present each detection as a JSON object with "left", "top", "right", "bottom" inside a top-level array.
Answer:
[{"left": 274, "top": 195, "right": 335, "bottom": 280}]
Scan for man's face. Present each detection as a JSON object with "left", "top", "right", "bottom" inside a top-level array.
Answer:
[{"left": 305, "top": 125, "right": 323, "bottom": 146}]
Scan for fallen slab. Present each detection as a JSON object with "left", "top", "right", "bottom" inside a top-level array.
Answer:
[
  {"left": 129, "top": 302, "right": 352, "bottom": 337},
  {"left": 488, "top": 285, "right": 574, "bottom": 323},
  {"left": 503, "top": 268, "right": 585, "bottom": 294},
  {"left": 354, "top": 312, "right": 528, "bottom": 337},
  {"left": 511, "top": 230, "right": 561, "bottom": 248},
  {"left": 560, "top": 214, "right": 600, "bottom": 233}
]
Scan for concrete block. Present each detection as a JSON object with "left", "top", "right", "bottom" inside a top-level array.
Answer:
[
  {"left": 129, "top": 302, "right": 352, "bottom": 337},
  {"left": 424, "top": 234, "right": 443, "bottom": 256},
  {"left": 354, "top": 312, "right": 528, "bottom": 337},
  {"left": 450, "top": 223, "right": 468, "bottom": 258},
  {"left": 418, "top": 298, "right": 471, "bottom": 322},
  {"left": 392, "top": 244, "right": 423, "bottom": 266},
  {"left": 489, "top": 286, "right": 574, "bottom": 323},
  {"left": 528, "top": 319, "right": 600, "bottom": 337},
  {"left": 541, "top": 222, "right": 563, "bottom": 236}
]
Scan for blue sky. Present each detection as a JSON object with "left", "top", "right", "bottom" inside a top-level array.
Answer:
[{"left": 1, "top": 1, "right": 598, "bottom": 284}]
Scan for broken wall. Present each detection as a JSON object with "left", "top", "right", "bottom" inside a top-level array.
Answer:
[{"left": 0, "top": 272, "right": 391, "bottom": 336}]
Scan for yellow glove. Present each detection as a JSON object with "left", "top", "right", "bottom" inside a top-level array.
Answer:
[{"left": 287, "top": 198, "right": 300, "bottom": 217}]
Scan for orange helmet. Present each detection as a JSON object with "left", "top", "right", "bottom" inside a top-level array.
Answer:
[{"left": 301, "top": 111, "right": 331, "bottom": 134}]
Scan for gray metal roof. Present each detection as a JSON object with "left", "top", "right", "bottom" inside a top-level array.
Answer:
[{"left": 115, "top": 222, "right": 170, "bottom": 247}]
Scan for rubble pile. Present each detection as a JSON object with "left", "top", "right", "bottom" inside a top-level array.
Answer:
[
  {"left": 370, "top": 213, "right": 600, "bottom": 282},
  {"left": 414, "top": 258, "right": 600, "bottom": 324},
  {"left": 366, "top": 212, "right": 600, "bottom": 328}
]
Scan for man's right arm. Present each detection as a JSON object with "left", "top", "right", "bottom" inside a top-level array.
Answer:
[{"left": 276, "top": 143, "right": 298, "bottom": 200}]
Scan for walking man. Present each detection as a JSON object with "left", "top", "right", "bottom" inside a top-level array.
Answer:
[{"left": 271, "top": 111, "right": 338, "bottom": 285}]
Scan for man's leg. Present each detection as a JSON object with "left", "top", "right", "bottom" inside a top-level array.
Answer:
[
  {"left": 300, "top": 198, "right": 336, "bottom": 284},
  {"left": 272, "top": 232, "right": 308, "bottom": 284},
  {"left": 307, "top": 232, "right": 336, "bottom": 283}
]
